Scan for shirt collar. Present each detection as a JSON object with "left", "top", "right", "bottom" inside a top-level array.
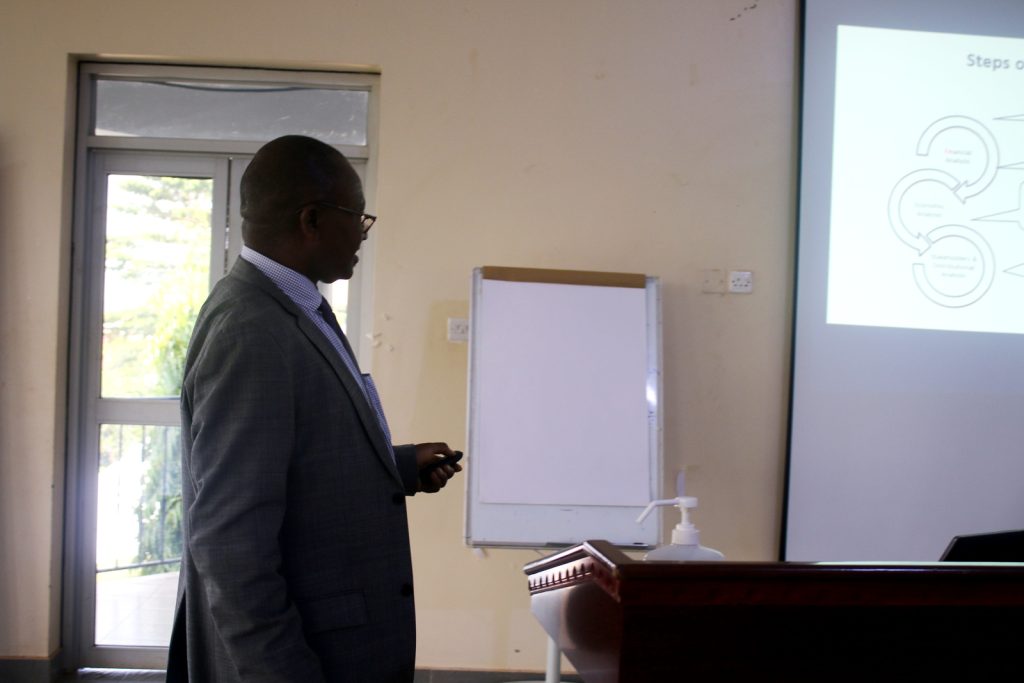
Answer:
[{"left": 240, "top": 245, "right": 323, "bottom": 312}]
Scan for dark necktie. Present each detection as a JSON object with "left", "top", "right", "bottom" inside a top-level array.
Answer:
[
  {"left": 317, "top": 297, "right": 348, "bottom": 352},
  {"left": 317, "top": 297, "right": 395, "bottom": 461}
]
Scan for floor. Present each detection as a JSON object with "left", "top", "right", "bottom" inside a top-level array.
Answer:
[
  {"left": 60, "top": 673, "right": 164, "bottom": 682},
  {"left": 76, "top": 571, "right": 581, "bottom": 682},
  {"left": 60, "top": 670, "right": 580, "bottom": 682}
]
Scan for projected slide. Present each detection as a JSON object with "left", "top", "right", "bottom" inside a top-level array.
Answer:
[{"left": 827, "top": 25, "right": 1024, "bottom": 334}]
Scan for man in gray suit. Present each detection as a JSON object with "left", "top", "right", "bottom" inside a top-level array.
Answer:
[{"left": 166, "top": 135, "right": 461, "bottom": 682}]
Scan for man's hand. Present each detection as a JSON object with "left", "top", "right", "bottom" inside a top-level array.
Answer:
[{"left": 415, "top": 442, "right": 463, "bottom": 493}]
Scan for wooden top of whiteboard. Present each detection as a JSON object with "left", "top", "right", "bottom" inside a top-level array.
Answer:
[{"left": 479, "top": 266, "right": 647, "bottom": 289}]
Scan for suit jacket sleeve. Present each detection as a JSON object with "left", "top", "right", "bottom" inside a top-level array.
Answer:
[
  {"left": 184, "top": 317, "right": 326, "bottom": 682},
  {"left": 393, "top": 444, "right": 419, "bottom": 495}
]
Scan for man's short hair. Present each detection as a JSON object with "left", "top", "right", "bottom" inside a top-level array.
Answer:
[{"left": 240, "top": 135, "right": 351, "bottom": 226}]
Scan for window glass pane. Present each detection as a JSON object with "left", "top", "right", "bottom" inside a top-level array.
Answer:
[
  {"left": 329, "top": 280, "right": 350, "bottom": 331},
  {"left": 101, "top": 174, "right": 212, "bottom": 398},
  {"left": 95, "top": 424, "right": 181, "bottom": 647},
  {"left": 94, "top": 79, "right": 368, "bottom": 146}
]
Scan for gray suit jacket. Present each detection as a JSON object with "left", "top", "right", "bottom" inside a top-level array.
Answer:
[{"left": 167, "top": 258, "right": 420, "bottom": 682}]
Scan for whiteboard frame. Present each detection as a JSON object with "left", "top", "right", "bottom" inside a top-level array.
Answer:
[{"left": 464, "top": 267, "right": 663, "bottom": 548}]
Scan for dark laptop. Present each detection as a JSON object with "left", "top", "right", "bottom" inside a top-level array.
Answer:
[{"left": 940, "top": 529, "right": 1024, "bottom": 562}]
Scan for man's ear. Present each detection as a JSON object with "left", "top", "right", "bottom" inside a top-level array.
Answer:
[{"left": 296, "top": 205, "right": 322, "bottom": 243}]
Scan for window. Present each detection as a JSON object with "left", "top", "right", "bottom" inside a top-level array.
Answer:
[{"left": 65, "top": 62, "right": 379, "bottom": 669}]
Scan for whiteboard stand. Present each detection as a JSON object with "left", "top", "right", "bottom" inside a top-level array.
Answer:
[
  {"left": 465, "top": 266, "right": 663, "bottom": 548},
  {"left": 467, "top": 267, "right": 662, "bottom": 680}
]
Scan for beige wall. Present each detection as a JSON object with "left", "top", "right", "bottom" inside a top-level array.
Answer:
[{"left": 0, "top": 0, "right": 798, "bottom": 671}]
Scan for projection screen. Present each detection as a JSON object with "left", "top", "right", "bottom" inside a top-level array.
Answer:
[{"left": 786, "top": 0, "right": 1024, "bottom": 561}]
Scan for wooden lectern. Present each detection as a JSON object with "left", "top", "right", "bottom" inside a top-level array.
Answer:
[{"left": 525, "top": 540, "right": 1024, "bottom": 682}]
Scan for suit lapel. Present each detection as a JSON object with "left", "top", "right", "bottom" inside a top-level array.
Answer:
[
  {"left": 229, "top": 259, "right": 403, "bottom": 485},
  {"left": 294, "top": 315, "right": 402, "bottom": 481}
]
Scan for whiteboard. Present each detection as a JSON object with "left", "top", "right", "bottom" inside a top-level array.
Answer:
[{"left": 465, "top": 267, "right": 662, "bottom": 547}]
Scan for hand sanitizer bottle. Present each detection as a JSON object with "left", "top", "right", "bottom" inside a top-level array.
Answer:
[{"left": 636, "top": 495, "right": 725, "bottom": 561}]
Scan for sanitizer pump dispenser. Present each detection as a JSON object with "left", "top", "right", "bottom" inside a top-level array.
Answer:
[{"left": 636, "top": 495, "right": 725, "bottom": 561}]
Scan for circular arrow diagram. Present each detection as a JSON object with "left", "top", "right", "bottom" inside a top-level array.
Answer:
[
  {"left": 912, "top": 224, "right": 995, "bottom": 308},
  {"left": 887, "top": 168, "right": 963, "bottom": 254},
  {"left": 915, "top": 115, "right": 999, "bottom": 200}
]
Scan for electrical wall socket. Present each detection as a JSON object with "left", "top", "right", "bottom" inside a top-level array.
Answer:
[
  {"left": 728, "top": 270, "right": 754, "bottom": 294},
  {"left": 447, "top": 317, "right": 469, "bottom": 342}
]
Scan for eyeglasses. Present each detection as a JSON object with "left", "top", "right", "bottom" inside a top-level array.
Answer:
[{"left": 303, "top": 202, "right": 377, "bottom": 235}]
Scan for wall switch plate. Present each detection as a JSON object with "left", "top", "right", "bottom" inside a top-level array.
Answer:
[
  {"left": 447, "top": 317, "right": 469, "bottom": 342},
  {"left": 701, "top": 269, "right": 726, "bottom": 294},
  {"left": 728, "top": 270, "right": 753, "bottom": 294}
]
